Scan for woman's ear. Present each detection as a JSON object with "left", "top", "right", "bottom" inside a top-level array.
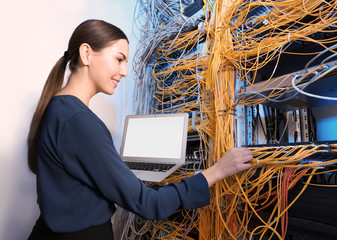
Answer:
[{"left": 79, "top": 43, "right": 91, "bottom": 66}]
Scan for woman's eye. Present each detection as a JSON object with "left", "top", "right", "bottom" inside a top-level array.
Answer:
[{"left": 117, "top": 58, "right": 123, "bottom": 63}]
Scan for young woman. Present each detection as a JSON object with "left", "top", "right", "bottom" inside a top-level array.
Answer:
[{"left": 27, "top": 19, "right": 252, "bottom": 240}]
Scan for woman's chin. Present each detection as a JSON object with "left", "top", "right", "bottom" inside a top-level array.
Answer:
[{"left": 102, "top": 88, "right": 115, "bottom": 95}]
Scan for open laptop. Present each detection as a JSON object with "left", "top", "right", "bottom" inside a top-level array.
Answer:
[{"left": 120, "top": 113, "right": 189, "bottom": 182}]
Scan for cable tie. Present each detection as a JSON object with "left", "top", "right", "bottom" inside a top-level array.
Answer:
[
  {"left": 256, "top": 158, "right": 259, "bottom": 166},
  {"left": 288, "top": 31, "right": 291, "bottom": 42}
]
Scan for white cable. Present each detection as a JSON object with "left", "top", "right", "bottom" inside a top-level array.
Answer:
[
  {"left": 305, "top": 42, "right": 337, "bottom": 72},
  {"left": 292, "top": 65, "right": 337, "bottom": 101}
]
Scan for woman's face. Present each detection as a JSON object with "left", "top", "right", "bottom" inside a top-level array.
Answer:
[{"left": 88, "top": 39, "right": 129, "bottom": 95}]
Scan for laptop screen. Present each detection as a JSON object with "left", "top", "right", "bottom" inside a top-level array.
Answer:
[{"left": 120, "top": 113, "right": 189, "bottom": 163}]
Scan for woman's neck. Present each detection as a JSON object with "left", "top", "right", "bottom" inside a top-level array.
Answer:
[{"left": 55, "top": 71, "right": 97, "bottom": 106}]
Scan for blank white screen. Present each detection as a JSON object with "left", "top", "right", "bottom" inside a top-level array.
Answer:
[{"left": 122, "top": 116, "right": 185, "bottom": 159}]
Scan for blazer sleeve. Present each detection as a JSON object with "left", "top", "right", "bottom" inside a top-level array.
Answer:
[{"left": 58, "top": 112, "right": 210, "bottom": 220}]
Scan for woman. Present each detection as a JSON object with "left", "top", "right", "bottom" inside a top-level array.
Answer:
[{"left": 27, "top": 19, "right": 252, "bottom": 239}]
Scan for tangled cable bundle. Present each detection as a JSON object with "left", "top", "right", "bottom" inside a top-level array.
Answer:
[{"left": 116, "top": 0, "right": 337, "bottom": 239}]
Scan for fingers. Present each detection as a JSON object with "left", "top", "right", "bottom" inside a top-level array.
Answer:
[
  {"left": 231, "top": 147, "right": 252, "bottom": 155},
  {"left": 229, "top": 147, "right": 253, "bottom": 162},
  {"left": 214, "top": 148, "right": 252, "bottom": 176},
  {"left": 227, "top": 148, "right": 253, "bottom": 172},
  {"left": 203, "top": 147, "right": 254, "bottom": 185}
]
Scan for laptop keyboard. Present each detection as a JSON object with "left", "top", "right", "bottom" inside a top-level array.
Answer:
[{"left": 124, "top": 162, "right": 175, "bottom": 172}]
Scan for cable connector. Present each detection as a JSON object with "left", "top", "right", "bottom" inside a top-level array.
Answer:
[{"left": 198, "top": 22, "right": 206, "bottom": 34}]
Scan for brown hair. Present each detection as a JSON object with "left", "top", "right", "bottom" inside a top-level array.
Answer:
[{"left": 27, "top": 19, "right": 128, "bottom": 174}]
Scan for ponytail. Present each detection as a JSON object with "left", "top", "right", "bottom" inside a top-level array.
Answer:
[{"left": 27, "top": 56, "right": 68, "bottom": 174}]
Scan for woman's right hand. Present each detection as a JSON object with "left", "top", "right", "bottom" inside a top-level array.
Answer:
[{"left": 201, "top": 147, "right": 252, "bottom": 187}]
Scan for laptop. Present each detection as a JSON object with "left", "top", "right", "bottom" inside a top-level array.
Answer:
[{"left": 120, "top": 113, "right": 189, "bottom": 182}]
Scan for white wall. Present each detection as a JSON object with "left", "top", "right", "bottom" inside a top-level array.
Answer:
[{"left": 0, "top": 1, "right": 138, "bottom": 239}]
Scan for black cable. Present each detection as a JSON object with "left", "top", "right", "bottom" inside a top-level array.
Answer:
[{"left": 252, "top": 106, "right": 259, "bottom": 144}]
